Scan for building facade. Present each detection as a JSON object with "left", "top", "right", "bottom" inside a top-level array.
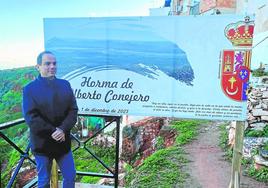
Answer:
[{"left": 150, "top": 0, "right": 267, "bottom": 16}]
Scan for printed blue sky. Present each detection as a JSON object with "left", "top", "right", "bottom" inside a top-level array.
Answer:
[
  {"left": 44, "top": 17, "right": 170, "bottom": 41},
  {"left": 0, "top": 0, "right": 165, "bottom": 69}
]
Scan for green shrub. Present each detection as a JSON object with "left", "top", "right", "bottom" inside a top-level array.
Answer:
[
  {"left": 247, "top": 165, "right": 268, "bottom": 182},
  {"left": 252, "top": 68, "right": 268, "bottom": 77}
]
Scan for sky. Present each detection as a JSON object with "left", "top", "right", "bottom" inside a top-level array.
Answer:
[
  {"left": 1, "top": 0, "right": 267, "bottom": 70},
  {"left": 0, "top": 0, "right": 164, "bottom": 70}
]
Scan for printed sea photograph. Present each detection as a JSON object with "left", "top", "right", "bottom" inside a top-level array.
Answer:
[{"left": 45, "top": 17, "right": 195, "bottom": 86}]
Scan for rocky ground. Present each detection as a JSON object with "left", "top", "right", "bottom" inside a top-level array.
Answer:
[{"left": 183, "top": 121, "right": 268, "bottom": 188}]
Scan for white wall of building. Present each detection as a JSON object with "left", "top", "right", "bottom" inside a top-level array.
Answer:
[
  {"left": 236, "top": 0, "right": 267, "bottom": 14},
  {"left": 150, "top": 7, "right": 171, "bottom": 16}
]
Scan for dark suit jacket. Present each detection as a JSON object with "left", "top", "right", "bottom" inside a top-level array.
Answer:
[{"left": 23, "top": 75, "right": 78, "bottom": 158}]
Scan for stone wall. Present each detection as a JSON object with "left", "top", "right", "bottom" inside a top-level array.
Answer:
[
  {"left": 245, "top": 87, "right": 268, "bottom": 168},
  {"left": 248, "top": 87, "right": 268, "bottom": 124}
]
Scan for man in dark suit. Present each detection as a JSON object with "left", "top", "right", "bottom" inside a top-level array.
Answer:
[{"left": 23, "top": 51, "right": 78, "bottom": 188}]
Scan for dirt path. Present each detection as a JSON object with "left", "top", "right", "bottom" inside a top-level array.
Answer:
[{"left": 183, "top": 121, "right": 268, "bottom": 188}]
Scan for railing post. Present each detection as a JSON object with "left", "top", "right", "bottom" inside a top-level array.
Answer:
[
  {"left": 229, "top": 121, "right": 244, "bottom": 188},
  {"left": 114, "top": 116, "right": 120, "bottom": 188},
  {"left": 51, "top": 159, "right": 58, "bottom": 188}
]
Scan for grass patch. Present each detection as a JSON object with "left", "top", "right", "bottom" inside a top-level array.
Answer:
[
  {"left": 155, "top": 136, "right": 165, "bottom": 150},
  {"left": 125, "top": 147, "right": 188, "bottom": 188},
  {"left": 73, "top": 144, "right": 115, "bottom": 184},
  {"left": 219, "top": 123, "right": 233, "bottom": 161},
  {"left": 171, "top": 120, "right": 200, "bottom": 146},
  {"left": 125, "top": 119, "right": 203, "bottom": 188},
  {"left": 74, "top": 146, "right": 115, "bottom": 184}
]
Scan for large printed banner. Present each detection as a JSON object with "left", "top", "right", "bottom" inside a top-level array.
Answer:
[{"left": 44, "top": 15, "right": 254, "bottom": 120}]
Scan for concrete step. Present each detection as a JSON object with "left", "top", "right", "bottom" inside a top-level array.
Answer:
[{"left": 59, "top": 182, "right": 123, "bottom": 188}]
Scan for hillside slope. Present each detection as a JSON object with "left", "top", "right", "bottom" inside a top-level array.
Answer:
[{"left": 0, "top": 67, "right": 37, "bottom": 123}]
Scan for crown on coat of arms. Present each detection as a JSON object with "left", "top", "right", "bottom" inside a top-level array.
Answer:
[{"left": 224, "top": 16, "right": 254, "bottom": 47}]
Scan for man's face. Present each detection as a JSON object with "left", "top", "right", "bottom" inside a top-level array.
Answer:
[{"left": 37, "top": 53, "right": 57, "bottom": 78}]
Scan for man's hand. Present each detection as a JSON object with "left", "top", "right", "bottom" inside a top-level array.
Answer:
[{"left": 51, "top": 128, "right": 65, "bottom": 142}]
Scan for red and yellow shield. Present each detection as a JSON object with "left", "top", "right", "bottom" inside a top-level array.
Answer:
[{"left": 221, "top": 50, "right": 251, "bottom": 101}]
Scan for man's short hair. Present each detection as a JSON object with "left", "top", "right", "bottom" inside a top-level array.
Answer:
[{"left": 37, "top": 51, "right": 55, "bottom": 65}]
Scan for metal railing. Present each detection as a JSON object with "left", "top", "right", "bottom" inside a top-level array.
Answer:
[{"left": 0, "top": 114, "right": 121, "bottom": 188}]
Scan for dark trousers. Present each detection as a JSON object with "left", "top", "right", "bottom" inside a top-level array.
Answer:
[{"left": 34, "top": 151, "right": 76, "bottom": 188}]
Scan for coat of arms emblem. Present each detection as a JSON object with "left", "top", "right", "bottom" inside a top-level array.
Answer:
[{"left": 221, "top": 16, "right": 254, "bottom": 101}]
